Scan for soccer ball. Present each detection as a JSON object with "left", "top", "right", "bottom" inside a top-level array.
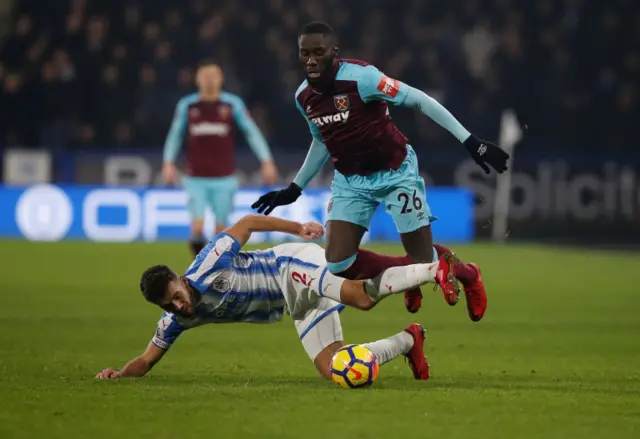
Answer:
[{"left": 330, "top": 344, "right": 379, "bottom": 388}]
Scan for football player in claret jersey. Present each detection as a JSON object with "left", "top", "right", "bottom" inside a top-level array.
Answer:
[
  {"left": 95, "top": 214, "right": 463, "bottom": 382},
  {"left": 163, "top": 59, "right": 279, "bottom": 257},
  {"left": 253, "top": 21, "right": 510, "bottom": 321}
]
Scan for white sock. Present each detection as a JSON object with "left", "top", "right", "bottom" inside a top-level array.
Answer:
[
  {"left": 362, "top": 331, "right": 414, "bottom": 365},
  {"left": 363, "top": 263, "right": 439, "bottom": 301}
]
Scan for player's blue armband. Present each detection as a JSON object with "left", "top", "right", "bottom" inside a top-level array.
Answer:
[
  {"left": 401, "top": 86, "right": 471, "bottom": 143},
  {"left": 163, "top": 97, "right": 190, "bottom": 163},
  {"left": 225, "top": 93, "right": 273, "bottom": 162},
  {"left": 293, "top": 138, "right": 331, "bottom": 189}
]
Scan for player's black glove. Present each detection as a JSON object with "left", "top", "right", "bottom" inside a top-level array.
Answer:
[
  {"left": 463, "top": 134, "right": 510, "bottom": 174},
  {"left": 252, "top": 182, "right": 302, "bottom": 215}
]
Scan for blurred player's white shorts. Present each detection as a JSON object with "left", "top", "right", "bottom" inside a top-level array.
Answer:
[{"left": 273, "top": 242, "right": 346, "bottom": 360}]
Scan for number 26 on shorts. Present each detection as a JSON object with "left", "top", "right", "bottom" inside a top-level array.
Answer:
[{"left": 397, "top": 189, "right": 423, "bottom": 214}]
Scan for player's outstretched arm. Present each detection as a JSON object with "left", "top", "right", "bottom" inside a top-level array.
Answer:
[
  {"left": 225, "top": 214, "right": 323, "bottom": 246},
  {"left": 293, "top": 138, "right": 331, "bottom": 189},
  {"left": 252, "top": 90, "right": 331, "bottom": 216},
  {"left": 358, "top": 67, "right": 509, "bottom": 174},
  {"left": 401, "top": 85, "right": 510, "bottom": 173},
  {"left": 251, "top": 139, "right": 329, "bottom": 215},
  {"left": 95, "top": 343, "right": 166, "bottom": 379},
  {"left": 228, "top": 94, "right": 279, "bottom": 185},
  {"left": 162, "top": 98, "right": 190, "bottom": 185}
]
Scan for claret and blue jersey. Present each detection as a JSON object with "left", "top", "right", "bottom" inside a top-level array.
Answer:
[
  {"left": 291, "top": 58, "right": 474, "bottom": 234},
  {"left": 163, "top": 92, "right": 272, "bottom": 178},
  {"left": 295, "top": 59, "right": 412, "bottom": 176}
]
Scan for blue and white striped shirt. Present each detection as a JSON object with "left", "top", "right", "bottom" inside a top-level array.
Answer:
[{"left": 151, "top": 233, "right": 304, "bottom": 350}]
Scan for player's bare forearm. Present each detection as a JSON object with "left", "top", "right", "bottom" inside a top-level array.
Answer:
[
  {"left": 118, "top": 356, "right": 155, "bottom": 377},
  {"left": 96, "top": 343, "right": 165, "bottom": 379},
  {"left": 95, "top": 356, "right": 153, "bottom": 379},
  {"left": 226, "top": 214, "right": 323, "bottom": 246},
  {"left": 226, "top": 215, "right": 301, "bottom": 245}
]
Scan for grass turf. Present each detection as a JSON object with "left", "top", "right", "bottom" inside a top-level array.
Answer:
[{"left": 0, "top": 240, "right": 638, "bottom": 439}]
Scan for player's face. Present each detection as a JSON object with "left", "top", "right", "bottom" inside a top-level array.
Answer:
[
  {"left": 298, "top": 34, "right": 337, "bottom": 84},
  {"left": 196, "top": 65, "right": 223, "bottom": 94},
  {"left": 159, "top": 277, "right": 199, "bottom": 318}
]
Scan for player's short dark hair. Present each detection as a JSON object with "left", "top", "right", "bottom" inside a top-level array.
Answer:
[
  {"left": 197, "top": 58, "right": 219, "bottom": 69},
  {"left": 299, "top": 21, "right": 337, "bottom": 41},
  {"left": 140, "top": 265, "right": 177, "bottom": 304}
]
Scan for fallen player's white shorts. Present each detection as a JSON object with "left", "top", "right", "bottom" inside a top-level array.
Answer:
[
  {"left": 273, "top": 242, "right": 347, "bottom": 360},
  {"left": 294, "top": 296, "right": 345, "bottom": 361}
]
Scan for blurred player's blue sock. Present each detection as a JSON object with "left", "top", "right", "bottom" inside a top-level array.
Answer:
[{"left": 189, "top": 235, "right": 207, "bottom": 257}]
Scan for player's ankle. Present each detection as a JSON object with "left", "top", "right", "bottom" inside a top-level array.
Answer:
[{"left": 455, "top": 263, "right": 478, "bottom": 286}]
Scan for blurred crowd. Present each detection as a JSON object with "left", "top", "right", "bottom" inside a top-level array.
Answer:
[{"left": 0, "top": 0, "right": 637, "bottom": 152}]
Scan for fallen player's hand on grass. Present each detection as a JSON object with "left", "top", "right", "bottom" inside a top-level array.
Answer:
[
  {"left": 299, "top": 222, "right": 324, "bottom": 240},
  {"left": 95, "top": 368, "right": 120, "bottom": 379}
]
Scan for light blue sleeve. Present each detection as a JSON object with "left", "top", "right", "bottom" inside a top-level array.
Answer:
[
  {"left": 295, "top": 98, "right": 322, "bottom": 141},
  {"left": 355, "top": 65, "right": 410, "bottom": 105},
  {"left": 227, "top": 94, "right": 273, "bottom": 162},
  {"left": 293, "top": 99, "right": 330, "bottom": 189},
  {"left": 293, "top": 138, "right": 331, "bottom": 189},
  {"left": 151, "top": 312, "right": 186, "bottom": 350},
  {"left": 163, "top": 98, "right": 189, "bottom": 163},
  {"left": 401, "top": 86, "right": 471, "bottom": 143}
]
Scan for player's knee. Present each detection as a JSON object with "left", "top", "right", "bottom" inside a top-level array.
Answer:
[
  {"left": 358, "top": 295, "right": 376, "bottom": 311},
  {"left": 313, "top": 342, "right": 342, "bottom": 379},
  {"left": 316, "top": 362, "right": 332, "bottom": 380},
  {"left": 349, "top": 282, "right": 375, "bottom": 310},
  {"left": 313, "top": 358, "right": 333, "bottom": 380},
  {"left": 326, "top": 253, "right": 357, "bottom": 275}
]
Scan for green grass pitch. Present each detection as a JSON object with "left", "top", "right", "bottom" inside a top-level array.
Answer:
[{"left": 0, "top": 240, "right": 638, "bottom": 439}]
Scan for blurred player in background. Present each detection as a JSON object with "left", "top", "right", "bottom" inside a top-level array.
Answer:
[
  {"left": 163, "top": 60, "right": 279, "bottom": 257},
  {"left": 93, "top": 214, "right": 460, "bottom": 381},
  {"left": 253, "top": 22, "right": 510, "bottom": 320}
]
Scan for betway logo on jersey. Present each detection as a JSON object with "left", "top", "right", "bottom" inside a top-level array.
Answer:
[
  {"left": 190, "top": 122, "right": 229, "bottom": 136},
  {"left": 311, "top": 111, "right": 349, "bottom": 127}
]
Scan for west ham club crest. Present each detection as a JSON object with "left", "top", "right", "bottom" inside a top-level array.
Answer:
[{"left": 333, "top": 94, "right": 349, "bottom": 112}]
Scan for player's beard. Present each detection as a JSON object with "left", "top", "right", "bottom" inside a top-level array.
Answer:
[
  {"left": 177, "top": 288, "right": 201, "bottom": 318},
  {"left": 307, "top": 59, "right": 336, "bottom": 91}
]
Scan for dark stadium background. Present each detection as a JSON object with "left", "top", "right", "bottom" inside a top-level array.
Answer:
[
  {"left": 0, "top": 0, "right": 638, "bottom": 243},
  {"left": 1, "top": 3, "right": 639, "bottom": 439}
]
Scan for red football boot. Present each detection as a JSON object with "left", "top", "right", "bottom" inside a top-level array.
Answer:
[
  {"left": 435, "top": 252, "right": 463, "bottom": 306},
  {"left": 463, "top": 263, "right": 487, "bottom": 322},
  {"left": 404, "top": 251, "right": 463, "bottom": 312},
  {"left": 403, "top": 323, "right": 430, "bottom": 380},
  {"left": 403, "top": 287, "right": 423, "bottom": 314}
]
